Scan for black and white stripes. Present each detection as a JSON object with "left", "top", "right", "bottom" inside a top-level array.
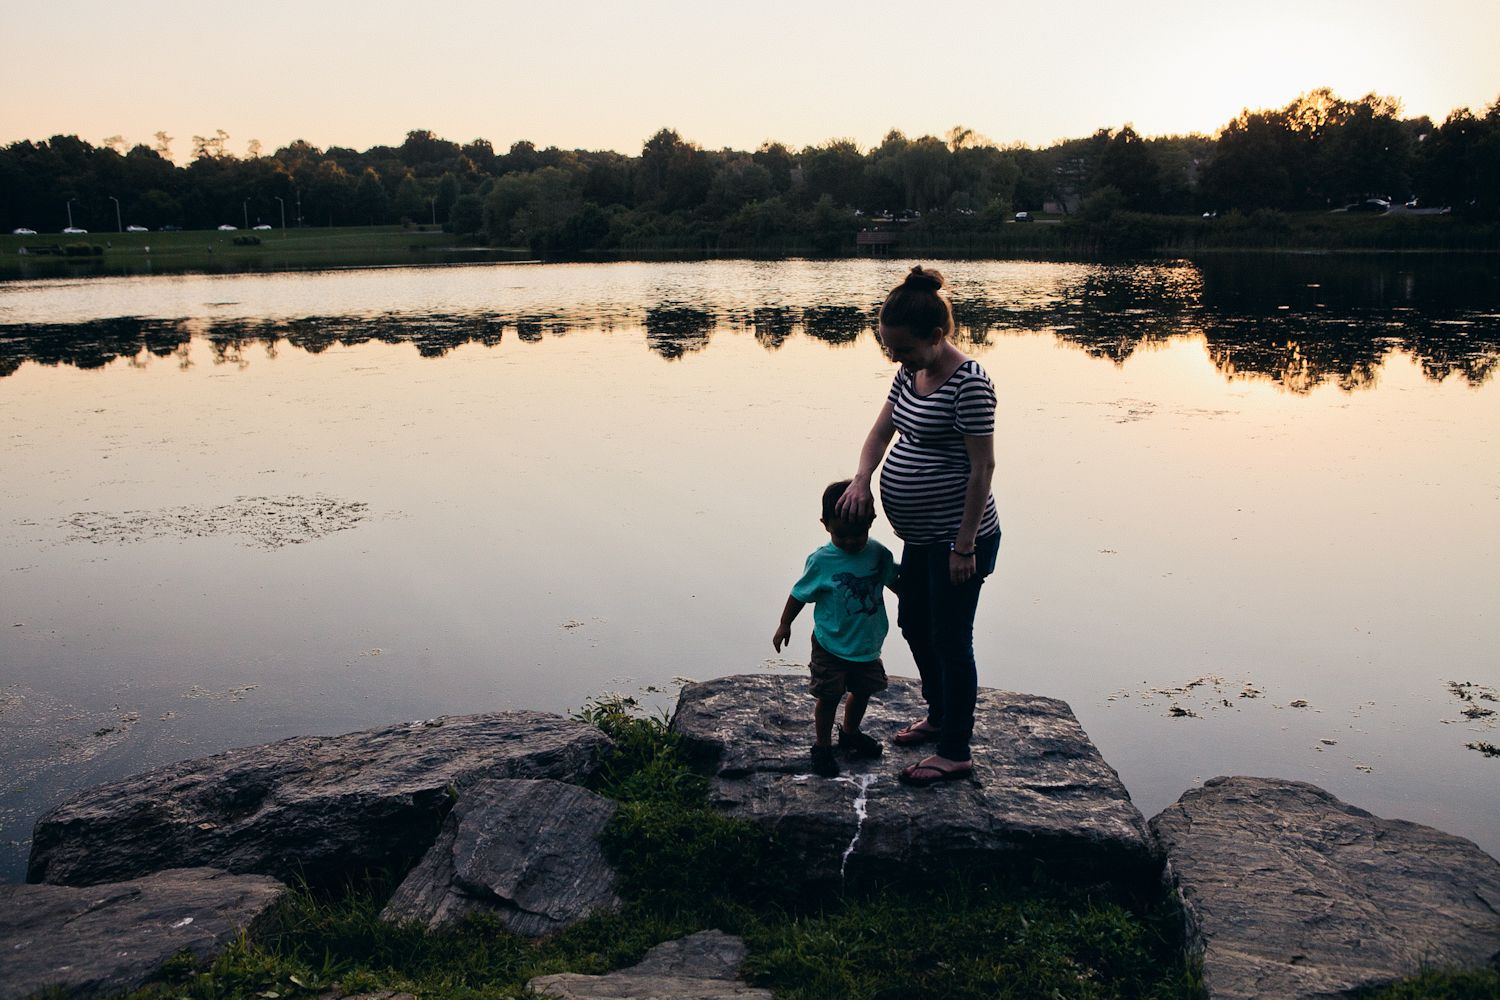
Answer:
[{"left": 878, "top": 360, "right": 1001, "bottom": 544}]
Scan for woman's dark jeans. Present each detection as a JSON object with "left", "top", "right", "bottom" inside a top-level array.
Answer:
[{"left": 896, "top": 531, "right": 1000, "bottom": 762}]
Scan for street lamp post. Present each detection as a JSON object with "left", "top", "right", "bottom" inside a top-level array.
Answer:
[
  {"left": 65, "top": 198, "right": 76, "bottom": 229},
  {"left": 275, "top": 196, "right": 286, "bottom": 236},
  {"left": 429, "top": 197, "right": 436, "bottom": 226},
  {"left": 109, "top": 196, "right": 122, "bottom": 233},
  {"left": 242, "top": 200, "right": 249, "bottom": 230}
]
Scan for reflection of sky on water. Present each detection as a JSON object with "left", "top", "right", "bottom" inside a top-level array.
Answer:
[{"left": 0, "top": 259, "right": 1497, "bottom": 881}]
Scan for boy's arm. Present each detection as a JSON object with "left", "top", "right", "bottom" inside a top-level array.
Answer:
[{"left": 772, "top": 595, "right": 805, "bottom": 652}]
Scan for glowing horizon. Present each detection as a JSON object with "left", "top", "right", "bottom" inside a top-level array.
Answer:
[{"left": 2, "top": 0, "right": 1497, "bottom": 163}]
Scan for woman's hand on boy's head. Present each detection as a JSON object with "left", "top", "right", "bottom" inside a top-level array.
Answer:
[{"left": 836, "top": 480, "right": 874, "bottom": 520}]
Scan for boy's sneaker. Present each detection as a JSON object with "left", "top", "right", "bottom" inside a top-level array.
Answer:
[
  {"left": 810, "top": 744, "right": 840, "bottom": 777},
  {"left": 837, "top": 725, "right": 884, "bottom": 758}
]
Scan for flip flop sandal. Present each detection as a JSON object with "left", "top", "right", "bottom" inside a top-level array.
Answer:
[
  {"left": 892, "top": 720, "right": 941, "bottom": 746},
  {"left": 899, "top": 760, "right": 974, "bottom": 787}
]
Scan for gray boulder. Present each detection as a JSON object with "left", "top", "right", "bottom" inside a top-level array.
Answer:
[
  {"left": 29, "top": 711, "right": 611, "bottom": 888},
  {"left": 0, "top": 867, "right": 287, "bottom": 999},
  {"left": 671, "top": 674, "right": 1155, "bottom": 885},
  {"left": 1150, "top": 775, "right": 1500, "bottom": 999},
  {"left": 528, "top": 929, "right": 771, "bottom": 999},
  {"left": 381, "top": 778, "right": 620, "bottom": 937}
]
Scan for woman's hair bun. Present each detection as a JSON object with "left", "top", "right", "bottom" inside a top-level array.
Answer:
[
  {"left": 903, "top": 265, "right": 945, "bottom": 292},
  {"left": 881, "top": 263, "right": 955, "bottom": 335}
]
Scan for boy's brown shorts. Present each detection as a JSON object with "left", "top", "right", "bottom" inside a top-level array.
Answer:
[{"left": 808, "top": 636, "right": 888, "bottom": 700}]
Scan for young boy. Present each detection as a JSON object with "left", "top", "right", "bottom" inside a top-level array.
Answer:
[{"left": 772, "top": 479, "right": 899, "bottom": 777}]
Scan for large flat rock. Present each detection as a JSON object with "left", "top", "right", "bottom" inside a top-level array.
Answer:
[
  {"left": 0, "top": 867, "right": 287, "bottom": 999},
  {"left": 1150, "top": 775, "right": 1500, "bottom": 999},
  {"left": 381, "top": 778, "right": 620, "bottom": 937},
  {"left": 29, "top": 711, "right": 611, "bottom": 888},
  {"left": 671, "top": 674, "right": 1155, "bottom": 885},
  {"left": 529, "top": 929, "right": 771, "bottom": 999}
]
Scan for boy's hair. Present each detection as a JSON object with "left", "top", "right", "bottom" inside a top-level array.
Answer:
[{"left": 821, "top": 479, "right": 873, "bottom": 527}]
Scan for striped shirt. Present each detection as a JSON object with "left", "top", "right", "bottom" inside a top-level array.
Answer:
[{"left": 879, "top": 359, "right": 1001, "bottom": 544}]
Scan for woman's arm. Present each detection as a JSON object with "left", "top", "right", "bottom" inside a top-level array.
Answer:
[
  {"left": 949, "top": 433, "right": 997, "bottom": 584},
  {"left": 836, "top": 399, "right": 897, "bottom": 520}
]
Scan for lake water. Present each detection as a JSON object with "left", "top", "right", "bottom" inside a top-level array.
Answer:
[{"left": 2, "top": 256, "right": 1497, "bottom": 880}]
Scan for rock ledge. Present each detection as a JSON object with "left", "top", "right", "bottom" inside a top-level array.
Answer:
[
  {"left": 528, "top": 930, "right": 770, "bottom": 999},
  {"left": 29, "top": 711, "right": 611, "bottom": 888},
  {"left": 672, "top": 674, "right": 1156, "bottom": 885},
  {"left": 1150, "top": 775, "right": 1500, "bottom": 1000},
  {"left": 381, "top": 778, "right": 620, "bottom": 936},
  {"left": 0, "top": 867, "right": 287, "bottom": 999}
]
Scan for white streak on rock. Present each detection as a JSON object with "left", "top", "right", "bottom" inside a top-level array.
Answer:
[{"left": 838, "top": 774, "right": 877, "bottom": 879}]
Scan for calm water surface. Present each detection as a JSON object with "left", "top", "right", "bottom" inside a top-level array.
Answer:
[{"left": 1, "top": 257, "right": 1497, "bottom": 879}]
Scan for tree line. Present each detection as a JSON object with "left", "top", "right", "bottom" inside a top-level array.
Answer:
[{"left": 2, "top": 88, "right": 1496, "bottom": 254}]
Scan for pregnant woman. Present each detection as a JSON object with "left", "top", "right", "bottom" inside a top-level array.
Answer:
[{"left": 836, "top": 265, "right": 1001, "bottom": 786}]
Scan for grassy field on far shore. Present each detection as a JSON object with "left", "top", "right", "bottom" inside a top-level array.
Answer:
[
  {"left": 0, "top": 225, "right": 525, "bottom": 280},
  {"left": 4, "top": 212, "right": 1495, "bottom": 283}
]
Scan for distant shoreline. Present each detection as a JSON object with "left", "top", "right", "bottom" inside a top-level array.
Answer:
[{"left": 2, "top": 217, "right": 1496, "bottom": 282}]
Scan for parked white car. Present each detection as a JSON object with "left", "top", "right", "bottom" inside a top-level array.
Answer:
[
  {"left": 252, "top": 224, "right": 272, "bottom": 231},
  {"left": 12, "top": 227, "right": 37, "bottom": 235},
  {"left": 126, "top": 225, "right": 149, "bottom": 232},
  {"left": 63, "top": 227, "right": 87, "bottom": 234},
  {"left": 217, "top": 224, "right": 237, "bottom": 231}
]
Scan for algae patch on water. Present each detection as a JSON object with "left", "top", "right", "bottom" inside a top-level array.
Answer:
[
  {"left": 59, "top": 494, "right": 370, "bottom": 550},
  {"left": 1446, "top": 681, "right": 1499, "bottom": 759}
]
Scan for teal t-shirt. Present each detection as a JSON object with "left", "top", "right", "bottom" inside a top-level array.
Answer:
[{"left": 790, "top": 540, "right": 898, "bottom": 662}]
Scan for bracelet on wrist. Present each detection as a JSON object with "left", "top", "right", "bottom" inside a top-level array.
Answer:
[{"left": 949, "top": 542, "right": 975, "bottom": 557}]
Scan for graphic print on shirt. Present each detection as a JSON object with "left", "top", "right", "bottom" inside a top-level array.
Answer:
[{"left": 833, "top": 569, "right": 885, "bottom": 617}]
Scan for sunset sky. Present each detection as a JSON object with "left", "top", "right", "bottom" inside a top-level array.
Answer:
[{"left": 3, "top": 0, "right": 1497, "bottom": 161}]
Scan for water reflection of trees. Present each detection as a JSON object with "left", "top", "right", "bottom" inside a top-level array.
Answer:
[
  {"left": 0, "top": 317, "right": 189, "bottom": 377},
  {"left": 643, "top": 305, "right": 714, "bottom": 360},
  {"left": 751, "top": 307, "right": 795, "bottom": 350},
  {"left": 2, "top": 258, "right": 1495, "bottom": 390},
  {"left": 801, "top": 306, "right": 869, "bottom": 345},
  {"left": 954, "top": 258, "right": 1498, "bottom": 392}
]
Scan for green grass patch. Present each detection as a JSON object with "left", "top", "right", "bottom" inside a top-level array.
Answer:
[
  {"left": 0, "top": 225, "right": 520, "bottom": 280},
  {"left": 743, "top": 879, "right": 1196, "bottom": 1000},
  {"left": 4, "top": 214, "right": 1494, "bottom": 283},
  {"left": 119, "top": 695, "right": 1488, "bottom": 999},
  {"left": 1358, "top": 967, "right": 1500, "bottom": 999}
]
